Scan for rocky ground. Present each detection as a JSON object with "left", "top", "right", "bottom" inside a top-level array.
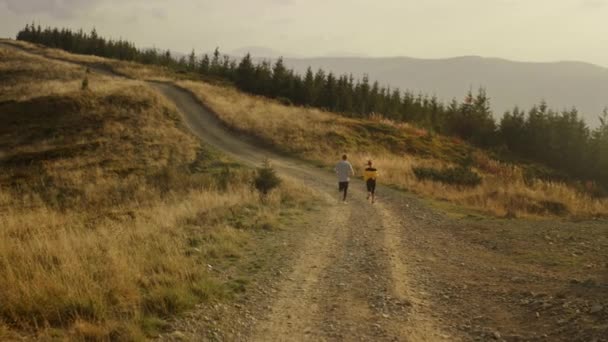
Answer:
[{"left": 158, "top": 179, "right": 607, "bottom": 342}]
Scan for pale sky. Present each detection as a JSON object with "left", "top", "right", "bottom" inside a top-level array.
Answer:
[{"left": 1, "top": 0, "right": 607, "bottom": 66}]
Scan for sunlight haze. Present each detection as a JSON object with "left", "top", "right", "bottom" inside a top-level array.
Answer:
[{"left": 1, "top": 0, "right": 607, "bottom": 66}]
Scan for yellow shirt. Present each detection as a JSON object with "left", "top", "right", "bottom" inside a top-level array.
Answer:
[{"left": 363, "top": 167, "right": 378, "bottom": 181}]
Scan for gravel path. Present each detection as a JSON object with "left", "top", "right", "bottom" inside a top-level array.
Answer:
[
  {"left": 150, "top": 82, "right": 456, "bottom": 341},
  {"left": 2, "top": 42, "right": 454, "bottom": 340}
]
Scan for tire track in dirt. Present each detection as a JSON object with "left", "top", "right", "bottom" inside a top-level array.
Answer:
[
  {"left": 375, "top": 202, "right": 455, "bottom": 341},
  {"left": 251, "top": 195, "right": 351, "bottom": 341},
  {"left": 252, "top": 186, "right": 455, "bottom": 341},
  {"left": 312, "top": 195, "right": 390, "bottom": 340}
]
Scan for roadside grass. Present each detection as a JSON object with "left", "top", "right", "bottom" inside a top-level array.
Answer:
[
  {"left": 0, "top": 45, "right": 314, "bottom": 340},
  {"left": 177, "top": 80, "right": 608, "bottom": 219}
]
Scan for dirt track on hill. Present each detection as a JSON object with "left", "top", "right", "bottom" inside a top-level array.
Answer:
[
  {"left": 4, "top": 41, "right": 607, "bottom": 342},
  {"left": 1, "top": 41, "right": 454, "bottom": 340},
  {"left": 149, "top": 82, "right": 454, "bottom": 341}
]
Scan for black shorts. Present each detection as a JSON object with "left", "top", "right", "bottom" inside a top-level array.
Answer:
[
  {"left": 366, "top": 179, "right": 376, "bottom": 193},
  {"left": 338, "top": 181, "right": 349, "bottom": 192}
]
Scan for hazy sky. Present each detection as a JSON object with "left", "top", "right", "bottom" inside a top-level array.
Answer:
[{"left": 1, "top": 0, "right": 607, "bottom": 66}]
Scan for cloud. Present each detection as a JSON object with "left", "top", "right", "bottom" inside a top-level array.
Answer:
[
  {"left": 581, "top": 0, "right": 606, "bottom": 9},
  {"left": 0, "top": 0, "right": 98, "bottom": 18},
  {"left": 0, "top": 0, "right": 166, "bottom": 19}
]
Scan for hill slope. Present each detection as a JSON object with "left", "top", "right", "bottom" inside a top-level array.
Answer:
[{"left": 0, "top": 42, "right": 310, "bottom": 340}]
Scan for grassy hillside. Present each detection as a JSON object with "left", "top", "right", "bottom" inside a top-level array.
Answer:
[
  {"left": 5, "top": 40, "right": 606, "bottom": 219},
  {"left": 0, "top": 44, "right": 313, "bottom": 340},
  {"left": 178, "top": 81, "right": 608, "bottom": 218}
]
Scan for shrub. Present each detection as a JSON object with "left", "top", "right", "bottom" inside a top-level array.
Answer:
[
  {"left": 522, "top": 165, "right": 567, "bottom": 186},
  {"left": 253, "top": 159, "right": 281, "bottom": 196},
  {"left": 413, "top": 166, "right": 482, "bottom": 187},
  {"left": 276, "top": 97, "right": 292, "bottom": 106},
  {"left": 81, "top": 76, "right": 89, "bottom": 91}
]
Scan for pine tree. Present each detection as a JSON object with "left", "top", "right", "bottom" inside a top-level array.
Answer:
[
  {"left": 303, "top": 67, "right": 315, "bottom": 105},
  {"left": 312, "top": 68, "right": 326, "bottom": 107},
  {"left": 254, "top": 60, "right": 273, "bottom": 96},
  {"left": 177, "top": 56, "right": 188, "bottom": 70},
  {"left": 592, "top": 108, "right": 608, "bottom": 186},
  {"left": 499, "top": 107, "right": 526, "bottom": 153},
  {"left": 320, "top": 72, "right": 337, "bottom": 110},
  {"left": 236, "top": 53, "right": 256, "bottom": 92},
  {"left": 272, "top": 57, "right": 288, "bottom": 98},
  {"left": 210, "top": 47, "right": 221, "bottom": 75},
  {"left": 188, "top": 49, "right": 197, "bottom": 71},
  {"left": 221, "top": 54, "right": 233, "bottom": 79},
  {"left": 355, "top": 75, "right": 370, "bottom": 116},
  {"left": 199, "top": 54, "right": 210, "bottom": 75}
]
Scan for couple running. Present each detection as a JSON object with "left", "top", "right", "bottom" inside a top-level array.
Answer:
[{"left": 335, "top": 154, "right": 378, "bottom": 204}]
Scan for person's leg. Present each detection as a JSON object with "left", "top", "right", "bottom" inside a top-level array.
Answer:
[
  {"left": 343, "top": 182, "right": 349, "bottom": 201},
  {"left": 370, "top": 180, "right": 376, "bottom": 203},
  {"left": 366, "top": 180, "right": 372, "bottom": 201}
]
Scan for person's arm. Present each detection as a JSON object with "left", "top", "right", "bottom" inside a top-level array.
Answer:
[{"left": 349, "top": 163, "right": 355, "bottom": 176}]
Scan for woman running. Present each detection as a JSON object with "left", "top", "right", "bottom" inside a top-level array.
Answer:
[{"left": 363, "top": 160, "right": 378, "bottom": 204}]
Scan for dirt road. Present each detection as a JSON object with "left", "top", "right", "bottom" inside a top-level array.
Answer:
[
  {"left": 150, "top": 82, "right": 455, "bottom": 341},
  {"left": 129, "top": 75, "right": 608, "bottom": 342},
  {"left": 1, "top": 41, "right": 454, "bottom": 340}
]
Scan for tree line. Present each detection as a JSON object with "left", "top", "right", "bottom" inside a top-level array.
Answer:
[{"left": 15, "top": 24, "right": 608, "bottom": 190}]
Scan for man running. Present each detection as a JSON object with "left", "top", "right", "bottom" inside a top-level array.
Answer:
[
  {"left": 364, "top": 160, "right": 378, "bottom": 204},
  {"left": 335, "top": 154, "right": 354, "bottom": 203}
]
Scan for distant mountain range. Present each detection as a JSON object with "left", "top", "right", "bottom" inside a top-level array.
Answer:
[
  {"left": 229, "top": 47, "right": 370, "bottom": 59},
  {"left": 181, "top": 46, "right": 608, "bottom": 127},
  {"left": 273, "top": 55, "right": 608, "bottom": 128},
  {"left": 230, "top": 46, "right": 296, "bottom": 58}
]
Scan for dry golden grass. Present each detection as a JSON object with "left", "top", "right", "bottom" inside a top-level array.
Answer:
[
  {"left": 177, "top": 81, "right": 355, "bottom": 158},
  {"left": 2, "top": 39, "right": 175, "bottom": 81},
  {"left": 0, "top": 44, "right": 313, "bottom": 340},
  {"left": 178, "top": 80, "right": 608, "bottom": 218},
  {"left": 346, "top": 153, "right": 608, "bottom": 218}
]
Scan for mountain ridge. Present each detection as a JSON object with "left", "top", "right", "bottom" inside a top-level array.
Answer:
[{"left": 258, "top": 54, "right": 608, "bottom": 127}]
